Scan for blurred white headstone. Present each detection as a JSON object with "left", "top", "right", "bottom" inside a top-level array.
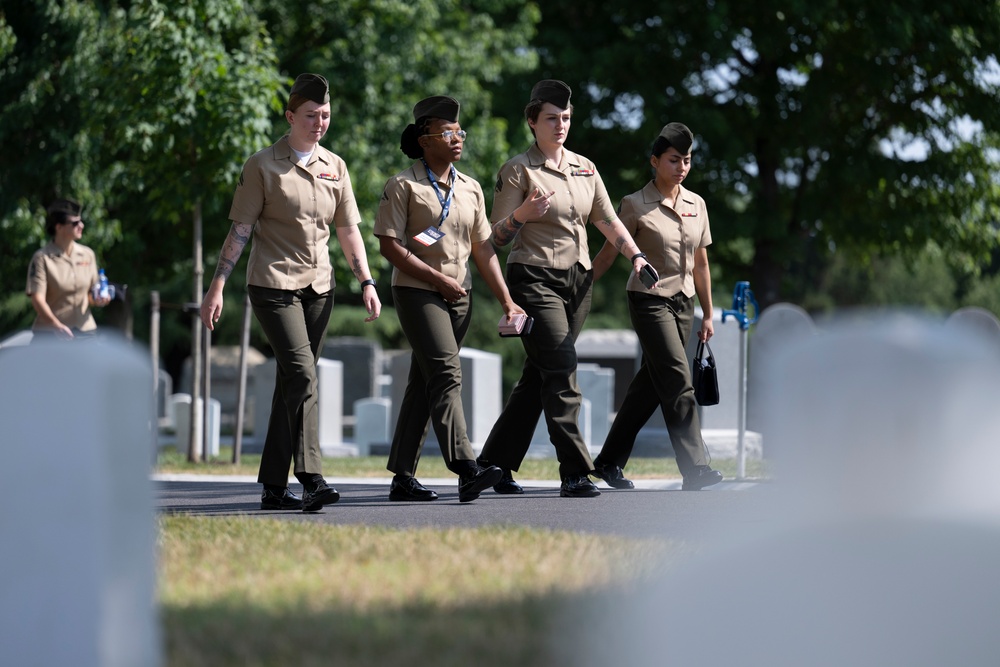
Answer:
[
  {"left": 582, "top": 311, "right": 1000, "bottom": 666},
  {"left": 0, "top": 336, "right": 160, "bottom": 667}
]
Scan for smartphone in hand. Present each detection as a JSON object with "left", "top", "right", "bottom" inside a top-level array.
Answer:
[{"left": 639, "top": 264, "right": 659, "bottom": 289}]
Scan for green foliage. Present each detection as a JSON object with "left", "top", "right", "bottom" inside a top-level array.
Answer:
[
  {"left": 4, "top": 0, "right": 1000, "bottom": 388},
  {"left": 525, "top": 0, "right": 1000, "bottom": 307}
]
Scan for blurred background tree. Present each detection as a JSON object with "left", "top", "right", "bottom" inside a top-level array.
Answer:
[{"left": 2, "top": 0, "right": 999, "bottom": 393}]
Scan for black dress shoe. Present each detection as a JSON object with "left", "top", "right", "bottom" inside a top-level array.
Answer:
[
  {"left": 389, "top": 475, "right": 439, "bottom": 502},
  {"left": 560, "top": 474, "right": 601, "bottom": 498},
  {"left": 682, "top": 466, "right": 724, "bottom": 491},
  {"left": 301, "top": 478, "right": 340, "bottom": 512},
  {"left": 458, "top": 465, "right": 503, "bottom": 503},
  {"left": 591, "top": 463, "right": 635, "bottom": 490},
  {"left": 492, "top": 468, "right": 524, "bottom": 495},
  {"left": 260, "top": 487, "right": 303, "bottom": 510}
]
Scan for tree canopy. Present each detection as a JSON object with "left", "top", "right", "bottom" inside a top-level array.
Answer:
[
  {"left": 521, "top": 0, "right": 1000, "bottom": 306},
  {"left": 2, "top": 0, "right": 1000, "bottom": 380}
]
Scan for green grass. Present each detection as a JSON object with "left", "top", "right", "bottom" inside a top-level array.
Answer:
[
  {"left": 159, "top": 516, "right": 685, "bottom": 666},
  {"left": 156, "top": 448, "right": 764, "bottom": 664},
  {"left": 156, "top": 448, "right": 769, "bottom": 480}
]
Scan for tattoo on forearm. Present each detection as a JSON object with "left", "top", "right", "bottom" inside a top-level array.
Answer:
[
  {"left": 351, "top": 256, "right": 363, "bottom": 280},
  {"left": 215, "top": 257, "right": 236, "bottom": 280},
  {"left": 614, "top": 237, "right": 625, "bottom": 252},
  {"left": 491, "top": 213, "right": 524, "bottom": 247},
  {"left": 213, "top": 222, "right": 251, "bottom": 281}
]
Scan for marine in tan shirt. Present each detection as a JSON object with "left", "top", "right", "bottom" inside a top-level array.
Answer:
[
  {"left": 229, "top": 134, "right": 362, "bottom": 293},
  {"left": 478, "top": 79, "right": 650, "bottom": 499},
  {"left": 25, "top": 199, "right": 108, "bottom": 337},
  {"left": 200, "top": 73, "right": 381, "bottom": 513},
  {"left": 592, "top": 121, "right": 722, "bottom": 492},
  {"left": 375, "top": 95, "right": 520, "bottom": 503},
  {"left": 374, "top": 160, "right": 491, "bottom": 292},
  {"left": 619, "top": 180, "right": 712, "bottom": 298},
  {"left": 491, "top": 143, "right": 617, "bottom": 270}
]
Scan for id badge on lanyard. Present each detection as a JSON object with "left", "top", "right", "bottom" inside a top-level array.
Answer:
[{"left": 413, "top": 159, "right": 456, "bottom": 247}]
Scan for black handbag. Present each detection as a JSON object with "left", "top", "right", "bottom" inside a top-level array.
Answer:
[{"left": 692, "top": 341, "right": 720, "bottom": 406}]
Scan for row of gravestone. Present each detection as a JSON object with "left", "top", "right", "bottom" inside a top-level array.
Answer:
[{"left": 160, "top": 305, "right": 1000, "bottom": 460}]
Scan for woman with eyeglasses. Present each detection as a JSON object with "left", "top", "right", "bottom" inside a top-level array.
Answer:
[
  {"left": 26, "top": 198, "right": 112, "bottom": 341},
  {"left": 591, "top": 122, "right": 723, "bottom": 491},
  {"left": 375, "top": 95, "right": 523, "bottom": 502},
  {"left": 200, "top": 73, "right": 381, "bottom": 513},
  {"left": 476, "top": 79, "right": 653, "bottom": 498}
]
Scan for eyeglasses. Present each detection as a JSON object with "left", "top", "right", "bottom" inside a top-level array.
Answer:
[{"left": 425, "top": 130, "right": 467, "bottom": 141}]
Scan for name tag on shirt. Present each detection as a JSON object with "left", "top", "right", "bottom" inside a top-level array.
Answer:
[{"left": 414, "top": 226, "right": 445, "bottom": 246}]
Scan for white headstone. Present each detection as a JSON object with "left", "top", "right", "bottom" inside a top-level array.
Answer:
[
  {"left": 317, "top": 357, "right": 344, "bottom": 450},
  {"left": 0, "top": 336, "right": 160, "bottom": 667},
  {"left": 354, "top": 397, "right": 391, "bottom": 456},
  {"left": 388, "top": 347, "right": 502, "bottom": 450},
  {"left": 946, "top": 306, "right": 1000, "bottom": 347},
  {"left": 169, "top": 393, "right": 221, "bottom": 457},
  {"left": 583, "top": 311, "right": 1000, "bottom": 666},
  {"left": 748, "top": 302, "right": 815, "bottom": 433}
]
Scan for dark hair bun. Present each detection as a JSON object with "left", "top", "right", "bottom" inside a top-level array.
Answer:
[{"left": 400, "top": 124, "right": 423, "bottom": 159}]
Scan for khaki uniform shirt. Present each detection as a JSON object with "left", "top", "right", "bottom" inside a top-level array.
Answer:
[
  {"left": 26, "top": 241, "right": 99, "bottom": 331},
  {"left": 620, "top": 181, "right": 712, "bottom": 298},
  {"left": 229, "top": 135, "right": 362, "bottom": 293},
  {"left": 492, "top": 144, "right": 617, "bottom": 270},
  {"left": 374, "top": 161, "right": 490, "bottom": 292}
]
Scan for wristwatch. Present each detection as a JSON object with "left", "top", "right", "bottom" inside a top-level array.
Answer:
[{"left": 360, "top": 278, "right": 376, "bottom": 289}]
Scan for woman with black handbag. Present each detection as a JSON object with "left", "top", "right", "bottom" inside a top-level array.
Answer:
[{"left": 591, "top": 122, "right": 723, "bottom": 491}]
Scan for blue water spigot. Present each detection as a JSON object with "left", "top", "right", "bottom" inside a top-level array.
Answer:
[{"left": 721, "top": 281, "right": 759, "bottom": 331}]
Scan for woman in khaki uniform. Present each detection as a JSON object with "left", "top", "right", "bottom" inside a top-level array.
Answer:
[
  {"left": 376, "top": 95, "right": 522, "bottom": 502},
  {"left": 592, "top": 122, "right": 723, "bottom": 491},
  {"left": 26, "top": 198, "right": 111, "bottom": 340},
  {"left": 477, "top": 79, "right": 652, "bottom": 498},
  {"left": 200, "top": 74, "right": 382, "bottom": 512}
]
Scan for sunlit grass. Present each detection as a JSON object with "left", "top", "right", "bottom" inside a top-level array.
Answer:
[{"left": 159, "top": 516, "right": 684, "bottom": 666}]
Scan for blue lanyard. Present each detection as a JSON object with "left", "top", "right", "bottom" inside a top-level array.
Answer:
[{"left": 421, "top": 159, "right": 456, "bottom": 226}]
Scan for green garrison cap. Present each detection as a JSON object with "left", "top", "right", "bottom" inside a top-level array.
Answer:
[
  {"left": 529, "top": 79, "right": 572, "bottom": 108},
  {"left": 658, "top": 122, "right": 694, "bottom": 154},
  {"left": 290, "top": 73, "right": 330, "bottom": 104},
  {"left": 412, "top": 95, "right": 461, "bottom": 122}
]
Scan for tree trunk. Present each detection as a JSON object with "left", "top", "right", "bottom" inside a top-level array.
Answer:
[{"left": 187, "top": 199, "right": 204, "bottom": 463}]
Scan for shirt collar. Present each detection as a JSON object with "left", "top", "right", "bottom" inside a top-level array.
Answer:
[
  {"left": 274, "top": 134, "right": 331, "bottom": 166},
  {"left": 526, "top": 143, "right": 582, "bottom": 172},
  {"left": 643, "top": 181, "right": 693, "bottom": 207}
]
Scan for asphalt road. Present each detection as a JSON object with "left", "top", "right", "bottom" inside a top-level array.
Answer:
[{"left": 156, "top": 475, "right": 773, "bottom": 542}]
